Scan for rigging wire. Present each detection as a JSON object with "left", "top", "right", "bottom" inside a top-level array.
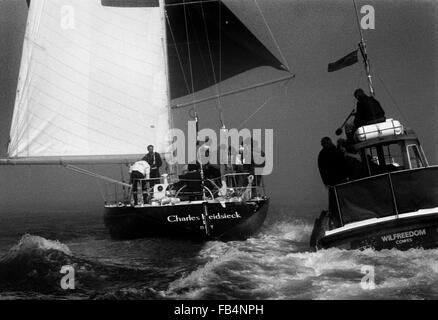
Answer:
[
  {"left": 219, "top": 0, "right": 222, "bottom": 94},
  {"left": 356, "top": 65, "right": 364, "bottom": 89},
  {"left": 375, "top": 72, "right": 410, "bottom": 127},
  {"left": 92, "top": 164, "right": 107, "bottom": 202},
  {"left": 200, "top": 0, "right": 225, "bottom": 127},
  {"left": 167, "top": 0, "right": 293, "bottom": 131},
  {"left": 182, "top": 0, "right": 197, "bottom": 112},
  {"left": 165, "top": 12, "right": 191, "bottom": 96},
  {"left": 64, "top": 164, "right": 131, "bottom": 188},
  {"left": 237, "top": 77, "right": 293, "bottom": 129},
  {"left": 254, "top": 0, "right": 290, "bottom": 72}
]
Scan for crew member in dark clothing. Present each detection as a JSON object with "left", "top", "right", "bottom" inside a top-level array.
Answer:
[
  {"left": 142, "top": 145, "right": 162, "bottom": 188},
  {"left": 318, "top": 137, "right": 348, "bottom": 187},
  {"left": 337, "top": 138, "right": 366, "bottom": 180},
  {"left": 353, "top": 88, "right": 386, "bottom": 130}
]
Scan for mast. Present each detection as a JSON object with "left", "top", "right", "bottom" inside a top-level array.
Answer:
[
  {"left": 160, "top": 0, "right": 176, "bottom": 178},
  {"left": 353, "top": 0, "right": 375, "bottom": 97},
  {"left": 160, "top": 0, "right": 172, "bottom": 132},
  {"left": 193, "top": 111, "right": 212, "bottom": 236}
]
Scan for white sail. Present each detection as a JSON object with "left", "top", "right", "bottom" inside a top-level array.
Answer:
[{"left": 8, "top": 0, "right": 170, "bottom": 159}]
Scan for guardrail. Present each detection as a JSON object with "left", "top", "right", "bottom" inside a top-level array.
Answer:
[
  {"left": 329, "top": 166, "right": 438, "bottom": 227},
  {"left": 105, "top": 172, "right": 266, "bottom": 205}
]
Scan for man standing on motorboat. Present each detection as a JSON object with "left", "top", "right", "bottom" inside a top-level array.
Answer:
[
  {"left": 337, "top": 138, "right": 366, "bottom": 180},
  {"left": 318, "top": 137, "right": 348, "bottom": 187},
  {"left": 353, "top": 88, "right": 386, "bottom": 130},
  {"left": 142, "top": 145, "right": 162, "bottom": 188}
]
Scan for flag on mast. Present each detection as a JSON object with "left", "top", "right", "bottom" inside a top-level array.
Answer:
[{"left": 327, "top": 49, "right": 358, "bottom": 72}]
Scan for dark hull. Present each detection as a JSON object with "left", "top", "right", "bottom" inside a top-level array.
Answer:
[
  {"left": 104, "top": 199, "right": 269, "bottom": 241},
  {"left": 312, "top": 210, "right": 438, "bottom": 250}
]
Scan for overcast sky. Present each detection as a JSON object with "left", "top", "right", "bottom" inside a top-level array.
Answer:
[{"left": 0, "top": 0, "right": 436, "bottom": 217}]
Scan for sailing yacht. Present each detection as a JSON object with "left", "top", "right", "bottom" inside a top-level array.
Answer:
[{"left": 1, "top": 0, "right": 293, "bottom": 240}]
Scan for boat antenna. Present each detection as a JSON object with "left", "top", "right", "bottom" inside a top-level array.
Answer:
[{"left": 353, "top": 0, "right": 375, "bottom": 97}]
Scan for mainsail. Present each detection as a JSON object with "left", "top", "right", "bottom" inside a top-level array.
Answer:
[
  {"left": 7, "top": 0, "right": 289, "bottom": 164},
  {"left": 9, "top": 0, "right": 170, "bottom": 159}
]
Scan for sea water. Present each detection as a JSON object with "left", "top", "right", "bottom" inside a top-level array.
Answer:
[{"left": 0, "top": 208, "right": 437, "bottom": 300}]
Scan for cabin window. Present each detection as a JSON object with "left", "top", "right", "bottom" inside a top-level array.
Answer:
[
  {"left": 383, "top": 143, "right": 404, "bottom": 168},
  {"left": 364, "top": 142, "right": 404, "bottom": 175},
  {"left": 407, "top": 144, "right": 424, "bottom": 169}
]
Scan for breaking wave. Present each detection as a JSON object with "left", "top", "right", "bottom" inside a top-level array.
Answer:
[
  {"left": 0, "top": 234, "right": 160, "bottom": 298},
  {"left": 0, "top": 213, "right": 437, "bottom": 300},
  {"left": 0, "top": 234, "right": 76, "bottom": 293},
  {"left": 160, "top": 217, "right": 438, "bottom": 300},
  {"left": 162, "top": 246, "right": 438, "bottom": 299}
]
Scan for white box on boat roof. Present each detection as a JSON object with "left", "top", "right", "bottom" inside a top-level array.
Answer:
[{"left": 355, "top": 119, "right": 403, "bottom": 142}]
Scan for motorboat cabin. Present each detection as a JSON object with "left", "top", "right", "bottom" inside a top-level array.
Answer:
[{"left": 311, "top": 119, "right": 438, "bottom": 250}]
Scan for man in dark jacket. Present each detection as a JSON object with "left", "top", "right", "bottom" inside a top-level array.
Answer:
[
  {"left": 353, "top": 88, "right": 385, "bottom": 130},
  {"left": 318, "top": 137, "right": 348, "bottom": 187},
  {"left": 337, "top": 138, "right": 366, "bottom": 180},
  {"left": 142, "top": 145, "right": 162, "bottom": 187}
]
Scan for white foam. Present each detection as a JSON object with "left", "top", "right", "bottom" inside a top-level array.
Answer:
[{"left": 9, "top": 234, "right": 72, "bottom": 256}]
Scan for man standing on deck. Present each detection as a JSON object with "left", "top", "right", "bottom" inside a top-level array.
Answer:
[
  {"left": 337, "top": 138, "right": 366, "bottom": 180},
  {"left": 129, "top": 160, "right": 150, "bottom": 205},
  {"left": 142, "top": 145, "right": 162, "bottom": 188},
  {"left": 353, "top": 88, "right": 386, "bottom": 130},
  {"left": 318, "top": 137, "right": 348, "bottom": 187}
]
